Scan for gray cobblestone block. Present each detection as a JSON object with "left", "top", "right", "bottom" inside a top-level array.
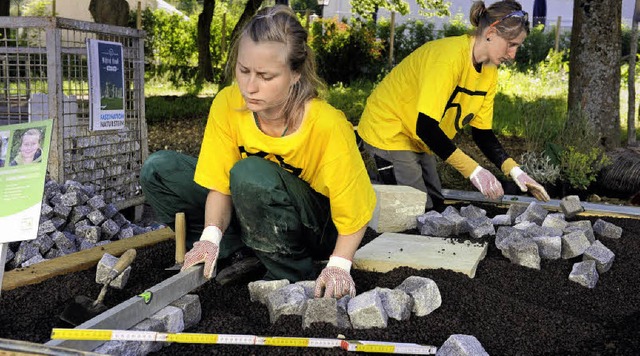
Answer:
[
  {"left": 491, "top": 214, "right": 512, "bottom": 226},
  {"left": 101, "top": 203, "right": 119, "bottom": 219},
  {"left": 265, "top": 283, "right": 308, "bottom": 324},
  {"left": 459, "top": 205, "right": 486, "bottom": 219},
  {"left": 5, "top": 248, "right": 15, "bottom": 263},
  {"left": 69, "top": 205, "right": 91, "bottom": 225},
  {"left": 82, "top": 183, "right": 97, "bottom": 197},
  {"left": 34, "top": 234, "right": 54, "bottom": 255},
  {"left": 132, "top": 224, "right": 147, "bottom": 235},
  {"left": 569, "top": 260, "right": 599, "bottom": 288},
  {"left": 593, "top": 219, "right": 623, "bottom": 240},
  {"left": 14, "top": 241, "right": 39, "bottom": 266},
  {"left": 514, "top": 202, "right": 548, "bottom": 225},
  {"left": 532, "top": 235, "right": 562, "bottom": 260},
  {"left": 43, "top": 179, "right": 61, "bottom": 200},
  {"left": 337, "top": 296, "right": 352, "bottom": 329},
  {"left": 170, "top": 294, "right": 202, "bottom": 330},
  {"left": 60, "top": 190, "right": 89, "bottom": 207},
  {"left": 49, "top": 192, "right": 63, "bottom": 207},
  {"left": 506, "top": 238, "right": 541, "bottom": 269},
  {"left": 131, "top": 318, "right": 165, "bottom": 355},
  {"left": 63, "top": 180, "right": 87, "bottom": 194},
  {"left": 151, "top": 306, "right": 185, "bottom": 333},
  {"left": 524, "top": 225, "right": 563, "bottom": 238},
  {"left": 375, "top": 287, "right": 413, "bottom": 321},
  {"left": 95, "top": 253, "right": 132, "bottom": 289},
  {"left": 441, "top": 207, "right": 468, "bottom": 235},
  {"left": 101, "top": 219, "right": 120, "bottom": 239},
  {"left": 295, "top": 280, "right": 316, "bottom": 299},
  {"left": 112, "top": 212, "right": 130, "bottom": 227},
  {"left": 506, "top": 204, "right": 527, "bottom": 222},
  {"left": 76, "top": 225, "right": 102, "bottom": 243},
  {"left": 87, "top": 195, "right": 106, "bottom": 210},
  {"left": 542, "top": 214, "right": 568, "bottom": 230},
  {"left": 420, "top": 216, "right": 455, "bottom": 237},
  {"left": 583, "top": 240, "right": 615, "bottom": 273},
  {"left": 347, "top": 289, "right": 388, "bottom": 329},
  {"left": 78, "top": 240, "right": 97, "bottom": 251},
  {"left": 53, "top": 204, "right": 72, "bottom": 220},
  {"left": 416, "top": 211, "right": 443, "bottom": 230},
  {"left": 249, "top": 279, "right": 290, "bottom": 304},
  {"left": 565, "top": 220, "right": 595, "bottom": 243},
  {"left": 44, "top": 248, "right": 63, "bottom": 259},
  {"left": 560, "top": 195, "right": 584, "bottom": 218},
  {"left": 40, "top": 203, "right": 53, "bottom": 219},
  {"left": 37, "top": 220, "right": 57, "bottom": 235},
  {"left": 561, "top": 231, "right": 592, "bottom": 259},
  {"left": 21, "top": 254, "right": 45, "bottom": 268},
  {"left": 50, "top": 217, "right": 67, "bottom": 230},
  {"left": 395, "top": 276, "right": 442, "bottom": 317},
  {"left": 436, "top": 334, "right": 489, "bottom": 356},
  {"left": 87, "top": 210, "right": 106, "bottom": 226},
  {"left": 302, "top": 298, "right": 339, "bottom": 328},
  {"left": 495, "top": 226, "right": 525, "bottom": 251},
  {"left": 116, "top": 226, "right": 135, "bottom": 240},
  {"left": 464, "top": 216, "right": 495, "bottom": 239},
  {"left": 51, "top": 231, "right": 75, "bottom": 250}
]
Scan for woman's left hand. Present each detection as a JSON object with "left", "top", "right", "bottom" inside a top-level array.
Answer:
[
  {"left": 314, "top": 256, "right": 356, "bottom": 299},
  {"left": 510, "top": 167, "right": 550, "bottom": 202}
]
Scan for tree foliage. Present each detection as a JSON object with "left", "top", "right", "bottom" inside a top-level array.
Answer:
[{"left": 350, "top": 0, "right": 449, "bottom": 20}]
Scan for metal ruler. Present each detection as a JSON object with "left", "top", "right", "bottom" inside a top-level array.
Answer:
[{"left": 51, "top": 328, "right": 437, "bottom": 354}]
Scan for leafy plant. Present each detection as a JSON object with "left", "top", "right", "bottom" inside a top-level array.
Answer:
[
  {"left": 557, "top": 146, "right": 610, "bottom": 191},
  {"left": 519, "top": 151, "right": 560, "bottom": 185}
]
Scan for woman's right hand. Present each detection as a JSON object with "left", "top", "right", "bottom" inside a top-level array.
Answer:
[
  {"left": 469, "top": 166, "right": 504, "bottom": 200},
  {"left": 181, "top": 226, "right": 223, "bottom": 279}
]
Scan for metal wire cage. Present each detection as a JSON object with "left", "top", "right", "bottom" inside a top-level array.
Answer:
[{"left": 0, "top": 17, "right": 147, "bottom": 208}]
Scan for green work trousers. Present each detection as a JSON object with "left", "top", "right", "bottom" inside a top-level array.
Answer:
[{"left": 140, "top": 150, "right": 338, "bottom": 282}]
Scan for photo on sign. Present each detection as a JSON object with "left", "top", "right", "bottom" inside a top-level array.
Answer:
[
  {"left": 9, "top": 126, "right": 46, "bottom": 166},
  {"left": 0, "top": 130, "right": 9, "bottom": 168}
]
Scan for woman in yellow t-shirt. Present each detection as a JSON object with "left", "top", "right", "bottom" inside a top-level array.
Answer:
[
  {"left": 358, "top": 0, "right": 549, "bottom": 210},
  {"left": 141, "top": 6, "right": 375, "bottom": 299}
]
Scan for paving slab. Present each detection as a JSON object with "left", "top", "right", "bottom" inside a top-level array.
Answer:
[{"left": 353, "top": 233, "right": 488, "bottom": 278}]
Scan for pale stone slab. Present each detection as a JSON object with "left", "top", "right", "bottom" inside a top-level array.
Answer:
[
  {"left": 353, "top": 233, "right": 488, "bottom": 278},
  {"left": 368, "top": 185, "right": 427, "bottom": 233}
]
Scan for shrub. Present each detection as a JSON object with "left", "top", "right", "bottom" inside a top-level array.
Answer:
[
  {"left": 326, "top": 80, "right": 375, "bottom": 125},
  {"left": 310, "top": 19, "right": 385, "bottom": 85},
  {"left": 558, "top": 146, "right": 610, "bottom": 191},
  {"left": 519, "top": 151, "right": 560, "bottom": 185}
]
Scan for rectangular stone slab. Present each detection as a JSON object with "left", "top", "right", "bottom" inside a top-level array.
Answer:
[{"left": 353, "top": 233, "right": 488, "bottom": 278}]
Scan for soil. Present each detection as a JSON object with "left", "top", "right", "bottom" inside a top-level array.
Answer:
[{"left": 1, "top": 203, "right": 640, "bottom": 355}]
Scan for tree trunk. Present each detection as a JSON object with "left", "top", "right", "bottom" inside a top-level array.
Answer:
[
  {"left": 628, "top": 0, "right": 639, "bottom": 146},
  {"left": 219, "top": 0, "right": 264, "bottom": 88},
  {"left": 89, "top": 0, "right": 130, "bottom": 26},
  {"left": 0, "top": 0, "right": 9, "bottom": 16},
  {"left": 197, "top": 0, "right": 215, "bottom": 82},
  {"left": 568, "top": 0, "right": 622, "bottom": 149}
]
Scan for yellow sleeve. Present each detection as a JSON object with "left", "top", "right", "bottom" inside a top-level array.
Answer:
[
  {"left": 194, "top": 86, "right": 242, "bottom": 194},
  {"left": 445, "top": 148, "right": 479, "bottom": 178}
]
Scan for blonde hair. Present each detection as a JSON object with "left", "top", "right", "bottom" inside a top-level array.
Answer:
[
  {"left": 470, "top": 0, "right": 530, "bottom": 40},
  {"left": 22, "top": 128, "right": 42, "bottom": 142},
  {"left": 225, "top": 5, "right": 325, "bottom": 129}
]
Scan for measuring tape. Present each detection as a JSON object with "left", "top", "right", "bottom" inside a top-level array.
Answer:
[{"left": 51, "top": 328, "right": 437, "bottom": 354}]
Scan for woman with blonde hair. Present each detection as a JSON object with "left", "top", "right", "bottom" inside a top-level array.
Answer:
[
  {"left": 141, "top": 5, "right": 375, "bottom": 299},
  {"left": 358, "top": 0, "right": 549, "bottom": 210}
]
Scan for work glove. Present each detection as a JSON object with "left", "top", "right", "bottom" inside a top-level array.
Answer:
[
  {"left": 314, "top": 256, "right": 356, "bottom": 299},
  {"left": 181, "top": 226, "right": 222, "bottom": 279},
  {"left": 469, "top": 166, "right": 504, "bottom": 200},
  {"left": 510, "top": 167, "right": 551, "bottom": 202}
]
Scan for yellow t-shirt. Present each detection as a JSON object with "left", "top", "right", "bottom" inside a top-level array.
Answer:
[
  {"left": 358, "top": 34, "right": 497, "bottom": 154},
  {"left": 194, "top": 83, "right": 376, "bottom": 236}
]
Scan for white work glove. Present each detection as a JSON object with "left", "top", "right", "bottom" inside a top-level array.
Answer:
[
  {"left": 181, "top": 225, "right": 222, "bottom": 279},
  {"left": 314, "top": 256, "right": 356, "bottom": 299},
  {"left": 469, "top": 166, "right": 504, "bottom": 200},
  {"left": 510, "top": 167, "right": 550, "bottom": 202}
]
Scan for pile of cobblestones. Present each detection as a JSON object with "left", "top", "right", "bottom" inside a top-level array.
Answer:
[{"left": 4, "top": 178, "right": 163, "bottom": 271}]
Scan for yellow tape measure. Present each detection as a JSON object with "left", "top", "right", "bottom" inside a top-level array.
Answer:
[{"left": 51, "top": 328, "right": 436, "bottom": 354}]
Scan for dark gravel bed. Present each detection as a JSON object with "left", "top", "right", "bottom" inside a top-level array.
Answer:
[{"left": 1, "top": 203, "right": 639, "bottom": 355}]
